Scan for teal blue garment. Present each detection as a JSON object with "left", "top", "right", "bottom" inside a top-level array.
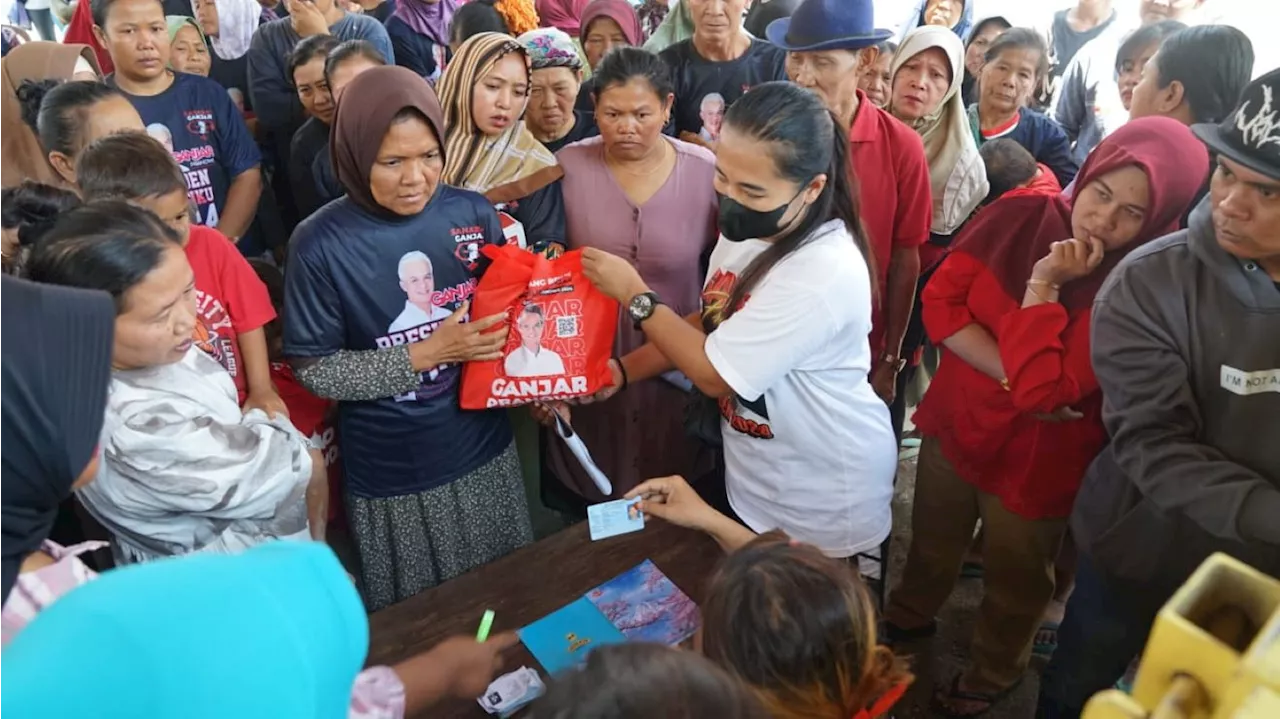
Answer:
[{"left": 1, "top": 542, "right": 367, "bottom": 719}]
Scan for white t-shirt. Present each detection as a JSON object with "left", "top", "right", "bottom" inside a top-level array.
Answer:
[
  {"left": 703, "top": 220, "right": 896, "bottom": 558},
  {"left": 504, "top": 345, "right": 566, "bottom": 377}
]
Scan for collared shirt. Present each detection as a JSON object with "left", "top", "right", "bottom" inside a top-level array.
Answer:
[
  {"left": 847, "top": 90, "right": 932, "bottom": 355},
  {"left": 504, "top": 345, "right": 567, "bottom": 377},
  {"left": 388, "top": 300, "right": 452, "bottom": 333}
]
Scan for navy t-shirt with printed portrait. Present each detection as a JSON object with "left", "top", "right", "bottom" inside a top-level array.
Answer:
[
  {"left": 110, "top": 72, "right": 261, "bottom": 229},
  {"left": 282, "top": 185, "right": 513, "bottom": 499},
  {"left": 658, "top": 38, "right": 787, "bottom": 144}
]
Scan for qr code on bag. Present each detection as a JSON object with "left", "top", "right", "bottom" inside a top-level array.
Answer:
[{"left": 555, "top": 315, "right": 581, "bottom": 338}]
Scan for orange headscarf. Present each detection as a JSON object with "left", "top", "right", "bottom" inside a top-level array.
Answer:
[{"left": 493, "top": 0, "right": 540, "bottom": 35}]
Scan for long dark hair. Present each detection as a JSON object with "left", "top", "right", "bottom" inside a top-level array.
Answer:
[
  {"left": 2, "top": 181, "right": 83, "bottom": 275},
  {"left": 24, "top": 201, "right": 181, "bottom": 313},
  {"left": 720, "top": 82, "right": 876, "bottom": 320},
  {"left": 526, "top": 643, "right": 771, "bottom": 719},
  {"left": 702, "top": 532, "right": 912, "bottom": 719},
  {"left": 16, "top": 79, "right": 124, "bottom": 158}
]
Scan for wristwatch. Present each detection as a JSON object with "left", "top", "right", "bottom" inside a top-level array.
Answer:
[
  {"left": 628, "top": 291, "right": 662, "bottom": 330},
  {"left": 880, "top": 353, "right": 907, "bottom": 372}
]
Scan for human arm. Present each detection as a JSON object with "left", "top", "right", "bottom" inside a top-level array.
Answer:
[
  {"left": 240, "top": 327, "right": 288, "bottom": 416},
  {"left": 349, "top": 634, "right": 519, "bottom": 719},
  {"left": 921, "top": 252, "right": 1006, "bottom": 382},
  {"left": 1091, "top": 265, "right": 1280, "bottom": 546},
  {"left": 511, "top": 181, "right": 567, "bottom": 257},
  {"left": 625, "top": 476, "right": 757, "bottom": 553},
  {"left": 213, "top": 241, "right": 284, "bottom": 414},
  {"left": 871, "top": 247, "right": 920, "bottom": 402},
  {"left": 210, "top": 85, "right": 263, "bottom": 238},
  {"left": 305, "top": 447, "right": 328, "bottom": 540},
  {"left": 998, "top": 237, "right": 1104, "bottom": 413},
  {"left": 1051, "top": 53, "right": 1087, "bottom": 145},
  {"left": 247, "top": 25, "right": 303, "bottom": 135},
  {"left": 219, "top": 168, "right": 262, "bottom": 240}
]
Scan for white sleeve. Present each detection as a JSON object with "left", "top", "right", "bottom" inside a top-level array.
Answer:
[
  {"left": 93, "top": 403, "right": 313, "bottom": 523},
  {"left": 704, "top": 269, "right": 846, "bottom": 402}
]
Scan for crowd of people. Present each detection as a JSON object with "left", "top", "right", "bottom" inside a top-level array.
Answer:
[{"left": 1, "top": 0, "right": 1276, "bottom": 718}]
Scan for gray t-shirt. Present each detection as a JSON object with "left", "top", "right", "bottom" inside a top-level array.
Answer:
[
  {"left": 1049, "top": 8, "right": 1117, "bottom": 79},
  {"left": 1050, "top": 23, "right": 1131, "bottom": 166}
]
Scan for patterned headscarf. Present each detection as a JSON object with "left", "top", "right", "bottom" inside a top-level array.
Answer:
[
  {"left": 437, "top": 33, "right": 562, "bottom": 204},
  {"left": 517, "top": 27, "right": 583, "bottom": 70}
]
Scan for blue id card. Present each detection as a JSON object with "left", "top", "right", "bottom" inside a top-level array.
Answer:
[{"left": 586, "top": 498, "right": 645, "bottom": 541}]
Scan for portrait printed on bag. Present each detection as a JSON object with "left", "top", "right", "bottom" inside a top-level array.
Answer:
[{"left": 504, "top": 303, "right": 567, "bottom": 377}]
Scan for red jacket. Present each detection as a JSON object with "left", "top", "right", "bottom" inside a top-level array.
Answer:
[{"left": 911, "top": 251, "right": 1108, "bottom": 519}]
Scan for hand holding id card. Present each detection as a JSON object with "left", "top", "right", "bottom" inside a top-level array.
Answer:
[{"left": 587, "top": 498, "right": 645, "bottom": 541}]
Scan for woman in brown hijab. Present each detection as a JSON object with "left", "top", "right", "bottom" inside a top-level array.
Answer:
[
  {"left": 1, "top": 42, "right": 100, "bottom": 188},
  {"left": 282, "top": 65, "right": 533, "bottom": 611}
]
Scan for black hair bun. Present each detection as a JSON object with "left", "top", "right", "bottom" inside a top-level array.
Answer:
[{"left": 15, "top": 78, "right": 61, "bottom": 132}]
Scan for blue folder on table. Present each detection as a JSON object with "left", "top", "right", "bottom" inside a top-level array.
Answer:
[{"left": 517, "top": 596, "right": 627, "bottom": 675}]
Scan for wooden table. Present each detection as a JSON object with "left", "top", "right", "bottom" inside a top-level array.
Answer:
[{"left": 367, "top": 520, "right": 722, "bottom": 718}]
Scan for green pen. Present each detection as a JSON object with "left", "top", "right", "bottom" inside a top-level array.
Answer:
[{"left": 476, "top": 609, "right": 496, "bottom": 642}]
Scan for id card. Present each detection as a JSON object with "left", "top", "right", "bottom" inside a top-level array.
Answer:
[{"left": 587, "top": 498, "right": 645, "bottom": 541}]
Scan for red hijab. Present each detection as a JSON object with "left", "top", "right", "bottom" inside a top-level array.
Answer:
[{"left": 951, "top": 116, "right": 1209, "bottom": 310}]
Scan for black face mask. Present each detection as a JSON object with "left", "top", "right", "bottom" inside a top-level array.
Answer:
[{"left": 717, "top": 187, "right": 807, "bottom": 243}]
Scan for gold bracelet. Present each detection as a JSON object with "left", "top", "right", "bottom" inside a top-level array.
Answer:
[
  {"left": 1027, "top": 284, "right": 1056, "bottom": 303},
  {"left": 1027, "top": 278, "right": 1062, "bottom": 290},
  {"left": 1000, "top": 377, "right": 1011, "bottom": 391}
]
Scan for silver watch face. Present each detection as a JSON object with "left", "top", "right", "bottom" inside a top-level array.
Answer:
[{"left": 629, "top": 294, "right": 653, "bottom": 320}]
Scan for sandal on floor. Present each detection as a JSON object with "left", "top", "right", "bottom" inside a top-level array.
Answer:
[
  {"left": 1032, "top": 621, "right": 1060, "bottom": 658},
  {"left": 959, "top": 561, "right": 985, "bottom": 579},
  {"left": 883, "top": 618, "right": 938, "bottom": 645},
  {"left": 930, "top": 675, "right": 1022, "bottom": 718}
]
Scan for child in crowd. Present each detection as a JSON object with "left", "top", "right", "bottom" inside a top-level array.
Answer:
[
  {"left": 527, "top": 644, "right": 772, "bottom": 719},
  {"left": 75, "top": 132, "right": 286, "bottom": 418},
  {"left": 978, "top": 137, "right": 1063, "bottom": 206}
]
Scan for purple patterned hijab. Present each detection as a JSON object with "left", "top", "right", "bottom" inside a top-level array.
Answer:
[{"left": 392, "top": 0, "right": 458, "bottom": 46}]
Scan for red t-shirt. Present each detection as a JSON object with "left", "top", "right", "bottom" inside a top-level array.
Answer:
[
  {"left": 185, "top": 225, "right": 276, "bottom": 403},
  {"left": 911, "top": 251, "right": 1108, "bottom": 519},
  {"left": 847, "top": 91, "right": 933, "bottom": 356},
  {"left": 272, "top": 361, "right": 344, "bottom": 523}
]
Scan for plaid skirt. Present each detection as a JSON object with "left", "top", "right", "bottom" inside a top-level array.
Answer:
[{"left": 346, "top": 442, "right": 533, "bottom": 611}]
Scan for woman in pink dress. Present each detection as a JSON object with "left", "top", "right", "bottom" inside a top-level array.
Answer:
[{"left": 546, "top": 46, "right": 718, "bottom": 507}]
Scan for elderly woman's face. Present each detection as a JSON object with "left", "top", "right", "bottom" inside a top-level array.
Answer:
[
  {"left": 583, "top": 17, "right": 629, "bottom": 70},
  {"left": 370, "top": 112, "right": 444, "bottom": 216},
  {"left": 472, "top": 52, "right": 530, "bottom": 136},
  {"left": 595, "top": 77, "right": 672, "bottom": 161},
  {"left": 170, "top": 24, "right": 211, "bottom": 77},
  {"left": 527, "top": 66, "right": 581, "bottom": 140},
  {"left": 859, "top": 50, "right": 893, "bottom": 107},
  {"left": 924, "top": 0, "right": 963, "bottom": 28},
  {"left": 113, "top": 244, "right": 198, "bottom": 371},
  {"left": 891, "top": 47, "right": 953, "bottom": 122},
  {"left": 687, "top": 0, "right": 748, "bottom": 44}
]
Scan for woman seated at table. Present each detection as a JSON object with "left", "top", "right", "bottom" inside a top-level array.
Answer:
[
  {"left": 546, "top": 46, "right": 715, "bottom": 507},
  {"left": 517, "top": 28, "right": 597, "bottom": 153},
  {"left": 438, "top": 32, "right": 567, "bottom": 255},
  {"left": 581, "top": 81, "right": 897, "bottom": 564},
  {"left": 3, "top": 540, "right": 519, "bottom": 719},
  {"left": 284, "top": 65, "right": 533, "bottom": 612},
  {"left": 25, "top": 202, "right": 321, "bottom": 565},
  {"left": 885, "top": 117, "right": 1208, "bottom": 716},
  {"left": 625, "top": 475, "right": 912, "bottom": 719}
]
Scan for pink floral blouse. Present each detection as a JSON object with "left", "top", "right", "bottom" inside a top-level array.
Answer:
[{"left": 1, "top": 541, "right": 406, "bottom": 718}]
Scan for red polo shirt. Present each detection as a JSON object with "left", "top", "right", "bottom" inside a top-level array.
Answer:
[{"left": 848, "top": 90, "right": 932, "bottom": 356}]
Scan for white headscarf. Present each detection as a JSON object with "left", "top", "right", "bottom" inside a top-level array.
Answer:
[
  {"left": 890, "top": 25, "right": 988, "bottom": 236},
  {"left": 197, "top": 0, "right": 258, "bottom": 61}
]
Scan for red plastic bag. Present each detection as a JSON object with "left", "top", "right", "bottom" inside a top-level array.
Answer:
[{"left": 460, "top": 244, "right": 619, "bottom": 409}]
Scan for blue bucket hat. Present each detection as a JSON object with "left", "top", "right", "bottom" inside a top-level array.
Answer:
[{"left": 766, "top": 0, "right": 892, "bottom": 53}]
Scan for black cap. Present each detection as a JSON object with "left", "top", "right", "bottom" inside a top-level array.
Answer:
[{"left": 1192, "top": 68, "right": 1280, "bottom": 181}]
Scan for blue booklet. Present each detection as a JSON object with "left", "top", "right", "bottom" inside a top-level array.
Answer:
[{"left": 517, "top": 596, "right": 627, "bottom": 675}]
